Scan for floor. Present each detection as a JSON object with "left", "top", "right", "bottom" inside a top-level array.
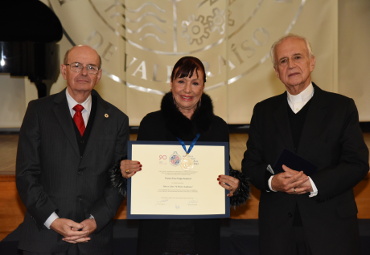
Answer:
[{"left": 2, "top": 219, "right": 370, "bottom": 255}]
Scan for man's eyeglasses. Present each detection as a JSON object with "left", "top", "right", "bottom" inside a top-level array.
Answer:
[{"left": 65, "top": 62, "right": 100, "bottom": 75}]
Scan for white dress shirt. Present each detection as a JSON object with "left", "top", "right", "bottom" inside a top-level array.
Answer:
[{"left": 66, "top": 89, "right": 92, "bottom": 125}]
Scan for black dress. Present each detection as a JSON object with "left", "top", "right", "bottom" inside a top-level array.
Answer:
[{"left": 135, "top": 92, "right": 249, "bottom": 255}]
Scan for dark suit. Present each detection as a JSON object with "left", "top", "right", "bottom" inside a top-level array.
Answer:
[
  {"left": 16, "top": 89, "right": 128, "bottom": 254},
  {"left": 242, "top": 84, "right": 369, "bottom": 255}
]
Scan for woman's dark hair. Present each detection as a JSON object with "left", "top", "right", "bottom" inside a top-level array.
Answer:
[{"left": 170, "top": 56, "right": 206, "bottom": 83}]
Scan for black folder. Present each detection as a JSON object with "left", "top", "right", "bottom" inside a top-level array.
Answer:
[{"left": 273, "top": 149, "right": 317, "bottom": 176}]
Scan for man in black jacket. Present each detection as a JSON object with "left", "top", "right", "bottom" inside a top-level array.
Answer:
[
  {"left": 16, "top": 45, "right": 129, "bottom": 255},
  {"left": 242, "top": 34, "right": 369, "bottom": 255}
]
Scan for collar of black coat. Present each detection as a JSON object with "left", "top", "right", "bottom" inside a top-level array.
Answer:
[{"left": 161, "top": 92, "right": 215, "bottom": 139}]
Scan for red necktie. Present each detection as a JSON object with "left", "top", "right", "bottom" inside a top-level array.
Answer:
[{"left": 73, "top": 104, "right": 85, "bottom": 136}]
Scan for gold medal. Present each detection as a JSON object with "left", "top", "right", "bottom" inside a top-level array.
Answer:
[
  {"left": 177, "top": 134, "right": 199, "bottom": 170},
  {"left": 181, "top": 154, "right": 194, "bottom": 170}
]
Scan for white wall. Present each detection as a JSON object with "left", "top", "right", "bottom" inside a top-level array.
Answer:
[
  {"left": 338, "top": 0, "right": 370, "bottom": 121},
  {"left": 0, "top": 75, "right": 26, "bottom": 130}
]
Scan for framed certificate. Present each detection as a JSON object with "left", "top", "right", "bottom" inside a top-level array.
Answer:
[{"left": 127, "top": 141, "right": 230, "bottom": 219}]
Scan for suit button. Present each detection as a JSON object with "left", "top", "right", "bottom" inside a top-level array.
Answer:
[
  {"left": 288, "top": 212, "right": 293, "bottom": 218},
  {"left": 78, "top": 167, "right": 86, "bottom": 175}
]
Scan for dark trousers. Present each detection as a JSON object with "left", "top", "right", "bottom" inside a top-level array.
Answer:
[
  {"left": 21, "top": 245, "right": 79, "bottom": 255},
  {"left": 293, "top": 225, "right": 312, "bottom": 255}
]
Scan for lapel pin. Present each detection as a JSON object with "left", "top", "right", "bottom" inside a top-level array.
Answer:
[{"left": 104, "top": 113, "right": 109, "bottom": 118}]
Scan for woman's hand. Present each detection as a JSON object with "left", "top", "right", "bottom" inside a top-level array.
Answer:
[
  {"left": 120, "top": 159, "right": 142, "bottom": 178},
  {"left": 218, "top": 174, "right": 240, "bottom": 197}
]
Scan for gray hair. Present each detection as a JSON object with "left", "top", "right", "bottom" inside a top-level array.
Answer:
[{"left": 270, "top": 34, "right": 314, "bottom": 68}]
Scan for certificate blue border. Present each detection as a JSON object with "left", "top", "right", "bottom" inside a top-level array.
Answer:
[{"left": 127, "top": 141, "right": 230, "bottom": 219}]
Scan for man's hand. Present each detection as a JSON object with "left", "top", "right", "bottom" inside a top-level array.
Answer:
[
  {"left": 50, "top": 218, "right": 91, "bottom": 243},
  {"left": 271, "top": 165, "right": 309, "bottom": 194},
  {"left": 295, "top": 178, "right": 314, "bottom": 194},
  {"left": 62, "top": 218, "right": 97, "bottom": 243}
]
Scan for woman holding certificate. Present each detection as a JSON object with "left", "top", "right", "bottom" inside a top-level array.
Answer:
[{"left": 112, "top": 56, "right": 249, "bottom": 255}]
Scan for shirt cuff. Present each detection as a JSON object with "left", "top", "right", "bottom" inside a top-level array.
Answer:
[
  {"left": 308, "top": 177, "right": 318, "bottom": 197},
  {"left": 44, "top": 212, "right": 59, "bottom": 229},
  {"left": 268, "top": 175, "right": 277, "bottom": 192}
]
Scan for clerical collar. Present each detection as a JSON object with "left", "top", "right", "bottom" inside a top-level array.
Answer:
[{"left": 287, "top": 83, "right": 314, "bottom": 113}]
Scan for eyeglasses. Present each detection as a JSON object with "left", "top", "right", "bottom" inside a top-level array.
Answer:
[{"left": 65, "top": 62, "right": 100, "bottom": 75}]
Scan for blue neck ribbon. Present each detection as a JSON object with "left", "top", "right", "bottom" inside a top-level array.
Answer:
[{"left": 176, "top": 133, "right": 200, "bottom": 155}]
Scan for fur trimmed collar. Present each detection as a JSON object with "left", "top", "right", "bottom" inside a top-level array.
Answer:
[{"left": 161, "top": 92, "right": 215, "bottom": 139}]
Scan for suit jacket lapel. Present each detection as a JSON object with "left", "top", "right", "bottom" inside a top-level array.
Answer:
[
  {"left": 81, "top": 91, "right": 109, "bottom": 160},
  {"left": 298, "top": 85, "right": 327, "bottom": 154},
  {"left": 53, "top": 89, "right": 80, "bottom": 155}
]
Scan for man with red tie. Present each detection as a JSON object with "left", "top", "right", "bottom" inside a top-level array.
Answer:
[{"left": 16, "top": 45, "right": 129, "bottom": 255}]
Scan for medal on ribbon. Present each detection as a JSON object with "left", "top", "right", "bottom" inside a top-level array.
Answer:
[{"left": 177, "top": 133, "right": 200, "bottom": 170}]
